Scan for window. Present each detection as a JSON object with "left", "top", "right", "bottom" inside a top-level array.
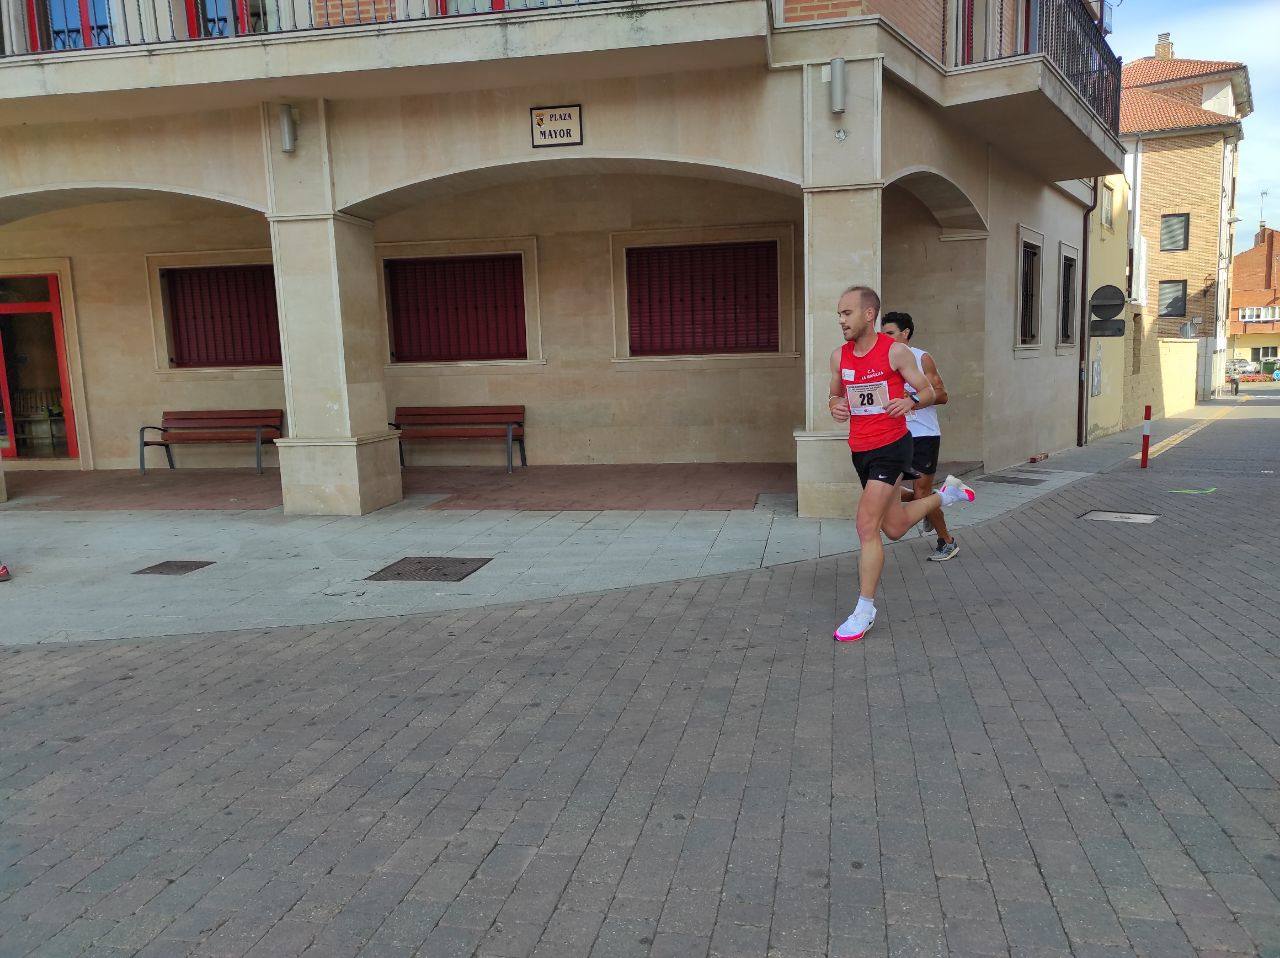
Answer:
[
  {"left": 1018, "top": 237, "right": 1042, "bottom": 346},
  {"left": 1252, "top": 347, "right": 1278, "bottom": 361},
  {"left": 1241, "top": 306, "right": 1280, "bottom": 322},
  {"left": 1158, "top": 280, "right": 1187, "bottom": 318},
  {"left": 1058, "top": 249, "right": 1077, "bottom": 344},
  {"left": 27, "top": 0, "right": 114, "bottom": 49},
  {"left": 1160, "top": 213, "right": 1190, "bottom": 252},
  {"left": 162, "top": 265, "right": 281, "bottom": 368},
  {"left": 385, "top": 254, "right": 527, "bottom": 363},
  {"left": 625, "top": 241, "right": 779, "bottom": 356},
  {"left": 1100, "top": 185, "right": 1114, "bottom": 229}
]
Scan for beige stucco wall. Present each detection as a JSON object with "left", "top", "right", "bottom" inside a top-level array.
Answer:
[
  {"left": 0, "top": 175, "right": 803, "bottom": 471},
  {"left": 0, "top": 199, "right": 280, "bottom": 470},
  {"left": 375, "top": 173, "right": 804, "bottom": 465},
  {"left": 1086, "top": 172, "right": 1130, "bottom": 441},
  {"left": 980, "top": 162, "right": 1086, "bottom": 468},
  {"left": 880, "top": 185, "right": 985, "bottom": 462},
  {"left": 1230, "top": 333, "right": 1280, "bottom": 360},
  {"left": 329, "top": 68, "right": 803, "bottom": 217}
]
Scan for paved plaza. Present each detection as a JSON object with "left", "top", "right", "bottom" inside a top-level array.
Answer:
[{"left": 2, "top": 389, "right": 1279, "bottom": 957}]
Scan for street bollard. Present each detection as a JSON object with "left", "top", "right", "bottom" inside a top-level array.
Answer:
[{"left": 1140, "top": 405, "right": 1151, "bottom": 469}]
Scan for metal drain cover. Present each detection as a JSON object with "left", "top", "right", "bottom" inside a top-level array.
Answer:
[
  {"left": 1081, "top": 511, "right": 1160, "bottom": 524},
  {"left": 366, "top": 557, "right": 492, "bottom": 582},
  {"left": 977, "top": 474, "right": 1047, "bottom": 486},
  {"left": 133, "top": 561, "right": 214, "bottom": 575}
]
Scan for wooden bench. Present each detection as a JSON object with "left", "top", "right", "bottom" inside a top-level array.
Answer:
[
  {"left": 139, "top": 410, "right": 284, "bottom": 475},
  {"left": 391, "top": 406, "right": 526, "bottom": 473}
]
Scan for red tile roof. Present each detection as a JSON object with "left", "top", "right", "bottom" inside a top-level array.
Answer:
[
  {"left": 1119, "top": 88, "right": 1238, "bottom": 135},
  {"left": 1122, "top": 57, "right": 1244, "bottom": 88}
]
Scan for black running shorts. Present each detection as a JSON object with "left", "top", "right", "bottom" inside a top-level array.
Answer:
[
  {"left": 909, "top": 435, "right": 941, "bottom": 477},
  {"left": 850, "top": 433, "right": 913, "bottom": 489}
]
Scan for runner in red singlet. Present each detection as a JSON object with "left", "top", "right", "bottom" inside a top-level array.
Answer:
[{"left": 829, "top": 286, "right": 975, "bottom": 642}]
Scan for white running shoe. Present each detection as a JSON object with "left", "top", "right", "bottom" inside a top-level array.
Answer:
[
  {"left": 938, "top": 474, "right": 976, "bottom": 506},
  {"left": 833, "top": 606, "right": 876, "bottom": 643}
]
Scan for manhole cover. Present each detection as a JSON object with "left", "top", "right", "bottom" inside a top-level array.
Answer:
[
  {"left": 1081, "top": 511, "right": 1160, "bottom": 524},
  {"left": 977, "top": 474, "right": 1047, "bottom": 486},
  {"left": 133, "top": 561, "right": 214, "bottom": 575},
  {"left": 366, "top": 557, "right": 492, "bottom": 582}
]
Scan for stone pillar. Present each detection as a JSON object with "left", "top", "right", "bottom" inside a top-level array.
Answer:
[
  {"left": 796, "top": 188, "right": 882, "bottom": 518},
  {"left": 264, "top": 100, "right": 402, "bottom": 515},
  {"left": 794, "top": 56, "right": 883, "bottom": 518}
]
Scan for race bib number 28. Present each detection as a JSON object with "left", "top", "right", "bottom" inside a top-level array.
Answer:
[{"left": 847, "top": 380, "right": 890, "bottom": 415}]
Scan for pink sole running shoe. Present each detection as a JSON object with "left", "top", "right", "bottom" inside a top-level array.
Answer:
[
  {"left": 939, "top": 474, "right": 976, "bottom": 505},
  {"left": 833, "top": 607, "right": 875, "bottom": 643}
]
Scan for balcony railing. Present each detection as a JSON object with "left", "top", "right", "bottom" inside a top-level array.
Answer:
[
  {"left": 0, "top": 0, "right": 615, "bottom": 58},
  {"left": 961, "top": 0, "right": 1120, "bottom": 134}
]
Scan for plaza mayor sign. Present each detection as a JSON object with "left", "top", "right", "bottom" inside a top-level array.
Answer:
[{"left": 530, "top": 105, "right": 583, "bottom": 148}]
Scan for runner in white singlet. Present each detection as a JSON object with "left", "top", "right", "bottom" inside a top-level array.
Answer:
[{"left": 881, "top": 312, "right": 960, "bottom": 561}]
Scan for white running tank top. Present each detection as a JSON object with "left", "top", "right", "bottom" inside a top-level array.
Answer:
[{"left": 905, "top": 346, "right": 942, "bottom": 438}]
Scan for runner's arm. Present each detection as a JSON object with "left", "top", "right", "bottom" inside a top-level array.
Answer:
[
  {"left": 921, "top": 353, "right": 949, "bottom": 406},
  {"left": 828, "top": 348, "right": 850, "bottom": 422},
  {"left": 886, "top": 342, "right": 935, "bottom": 415}
]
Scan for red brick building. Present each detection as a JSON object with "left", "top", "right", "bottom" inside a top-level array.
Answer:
[{"left": 1229, "top": 227, "right": 1280, "bottom": 365}]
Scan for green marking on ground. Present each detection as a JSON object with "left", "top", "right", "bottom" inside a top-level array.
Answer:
[{"left": 1168, "top": 487, "right": 1216, "bottom": 494}]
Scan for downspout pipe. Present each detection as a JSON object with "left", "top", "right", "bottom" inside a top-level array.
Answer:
[{"left": 1077, "top": 176, "right": 1099, "bottom": 447}]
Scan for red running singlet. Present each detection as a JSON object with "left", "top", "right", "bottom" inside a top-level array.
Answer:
[{"left": 839, "top": 333, "right": 908, "bottom": 452}]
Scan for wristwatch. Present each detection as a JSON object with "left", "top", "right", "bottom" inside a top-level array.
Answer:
[{"left": 910, "top": 392, "right": 922, "bottom": 405}]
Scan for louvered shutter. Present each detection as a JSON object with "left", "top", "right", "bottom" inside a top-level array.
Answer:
[
  {"left": 385, "top": 255, "right": 527, "bottom": 362},
  {"left": 626, "top": 241, "right": 779, "bottom": 357},
  {"left": 1158, "top": 280, "right": 1186, "bottom": 318},
  {"left": 1160, "top": 214, "right": 1189, "bottom": 252},
  {"left": 164, "top": 265, "right": 281, "bottom": 368}
]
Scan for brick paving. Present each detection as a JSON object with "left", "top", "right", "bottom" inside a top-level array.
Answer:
[
  {"left": 1, "top": 395, "right": 1279, "bottom": 957},
  {"left": 3, "top": 464, "right": 797, "bottom": 514}
]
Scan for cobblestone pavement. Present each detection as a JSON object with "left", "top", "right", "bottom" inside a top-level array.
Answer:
[{"left": 2, "top": 390, "right": 1279, "bottom": 957}]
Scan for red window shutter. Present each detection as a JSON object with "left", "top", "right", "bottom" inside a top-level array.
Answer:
[
  {"left": 163, "top": 264, "right": 281, "bottom": 368},
  {"left": 626, "top": 241, "right": 779, "bottom": 357},
  {"left": 961, "top": 0, "right": 975, "bottom": 64},
  {"left": 385, "top": 254, "right": 527, "bottom": 362}
]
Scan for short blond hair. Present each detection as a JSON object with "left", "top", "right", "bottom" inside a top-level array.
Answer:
[{"left": 842, "top": 285, "right": 881, "bottom": 318}]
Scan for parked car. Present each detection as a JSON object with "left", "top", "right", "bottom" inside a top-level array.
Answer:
[{"left": 1228, "top": 359, "right": 1260, "bottom": 375}]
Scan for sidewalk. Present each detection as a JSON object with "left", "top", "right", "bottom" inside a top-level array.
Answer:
[
  {"left": 0, "top": 387, "right": 1277, "bottom": 958},
  {"left": 0, "top": 408, "right": 1214, "bottom": 646}
]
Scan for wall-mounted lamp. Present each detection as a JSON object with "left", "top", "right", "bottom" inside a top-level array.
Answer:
[
  {"left": 278, "top": 103, "right": 298, "bottom": 154},
  {"left": 829, "top": 57, "right": 846, "bottom": 115}
]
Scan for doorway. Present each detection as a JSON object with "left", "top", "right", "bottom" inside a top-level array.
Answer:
[{"left": 0, "top": 274, "right": 79, "bottom": 461}]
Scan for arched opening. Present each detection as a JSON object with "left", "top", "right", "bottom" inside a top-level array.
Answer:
[
  {"left": 880, "top": 170, "right": 988, "bottom": 465},
  {"left": 0, "top": 190, "right": 276, "bottom": 476},
  {"left": 351, "top": 160, "right": 804, "bottom": 470}
]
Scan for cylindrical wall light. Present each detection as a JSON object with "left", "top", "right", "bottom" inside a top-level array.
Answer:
[
  {"left": 279, "top": 103, "right": 297, "bottom": 154},
  {"left": 830, "top": 57, "right": 846, "bottom": 115}
]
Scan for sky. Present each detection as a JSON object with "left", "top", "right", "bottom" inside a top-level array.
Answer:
[{"left": 1107, "top": 0, "right": 1279, "bottom": 253}]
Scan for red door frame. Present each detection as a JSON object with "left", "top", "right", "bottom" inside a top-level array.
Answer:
[
  {"left": 0, "top": 273, "right": 80, "bottom": 461},
  {"left": 24, "top": 0, "right": 105, "bottom": 50}
]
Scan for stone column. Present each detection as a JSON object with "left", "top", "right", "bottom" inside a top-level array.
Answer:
[
  {"left": 264, "top": 100, "right": 402, "bottom": 515},
  {"left": 794, "top": 56, "right": 883, "bottom": 518}
]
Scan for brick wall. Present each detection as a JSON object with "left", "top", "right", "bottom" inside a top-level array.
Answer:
[
  {"left": 312, "top": 0, "right": 395, "bottom": 26},
  {"left": 1158, "top": 84, "right": 1204, "bottom": 107},
  {"left": 780, "top": 0, "right": 945, "bottom": 59},
  {"left": 782, "top": 0, "right": 864, "bottom": 24},
  {"left": 1139, "top": 132, "right": 1227, "bottom": 337},
  {"left": 865, "top": 0, "right": 945, "bottom": 60},
  {"left": 1230, "top": 228, "right": 1277, "bottom": 294}
]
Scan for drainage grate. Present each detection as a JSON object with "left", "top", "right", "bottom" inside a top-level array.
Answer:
[
  {"left": 1081, "top": 511, "right": 1160, "bottom": 524},
  {"left": 366, "top": 557, "right": 492, "bottom": 582},
  {"left": 976, "top": 474, "right": 1047, "bottom": 486},
  {"left": 133, "top": 560, "right": 214, "bottom": 576}
]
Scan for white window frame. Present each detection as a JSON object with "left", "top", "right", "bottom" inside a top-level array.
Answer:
[
  {"left": 1015, "top": 224, "right": 1045, "bottom": 351},
  {"left": 609, "top": 224, "right": 796, "bottom": 365},
  {"left": 145, "top": 249, "right": 282, "bottom": 382},
  {"left": 1100, "top": 184, "right": 1114, "bottom": 229},
  {"left": 375, "top": 236, "right": 545, "bottom": 372},
  {"left": 1057, "top": 242, "right": 1079, "bottom": 346}
]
